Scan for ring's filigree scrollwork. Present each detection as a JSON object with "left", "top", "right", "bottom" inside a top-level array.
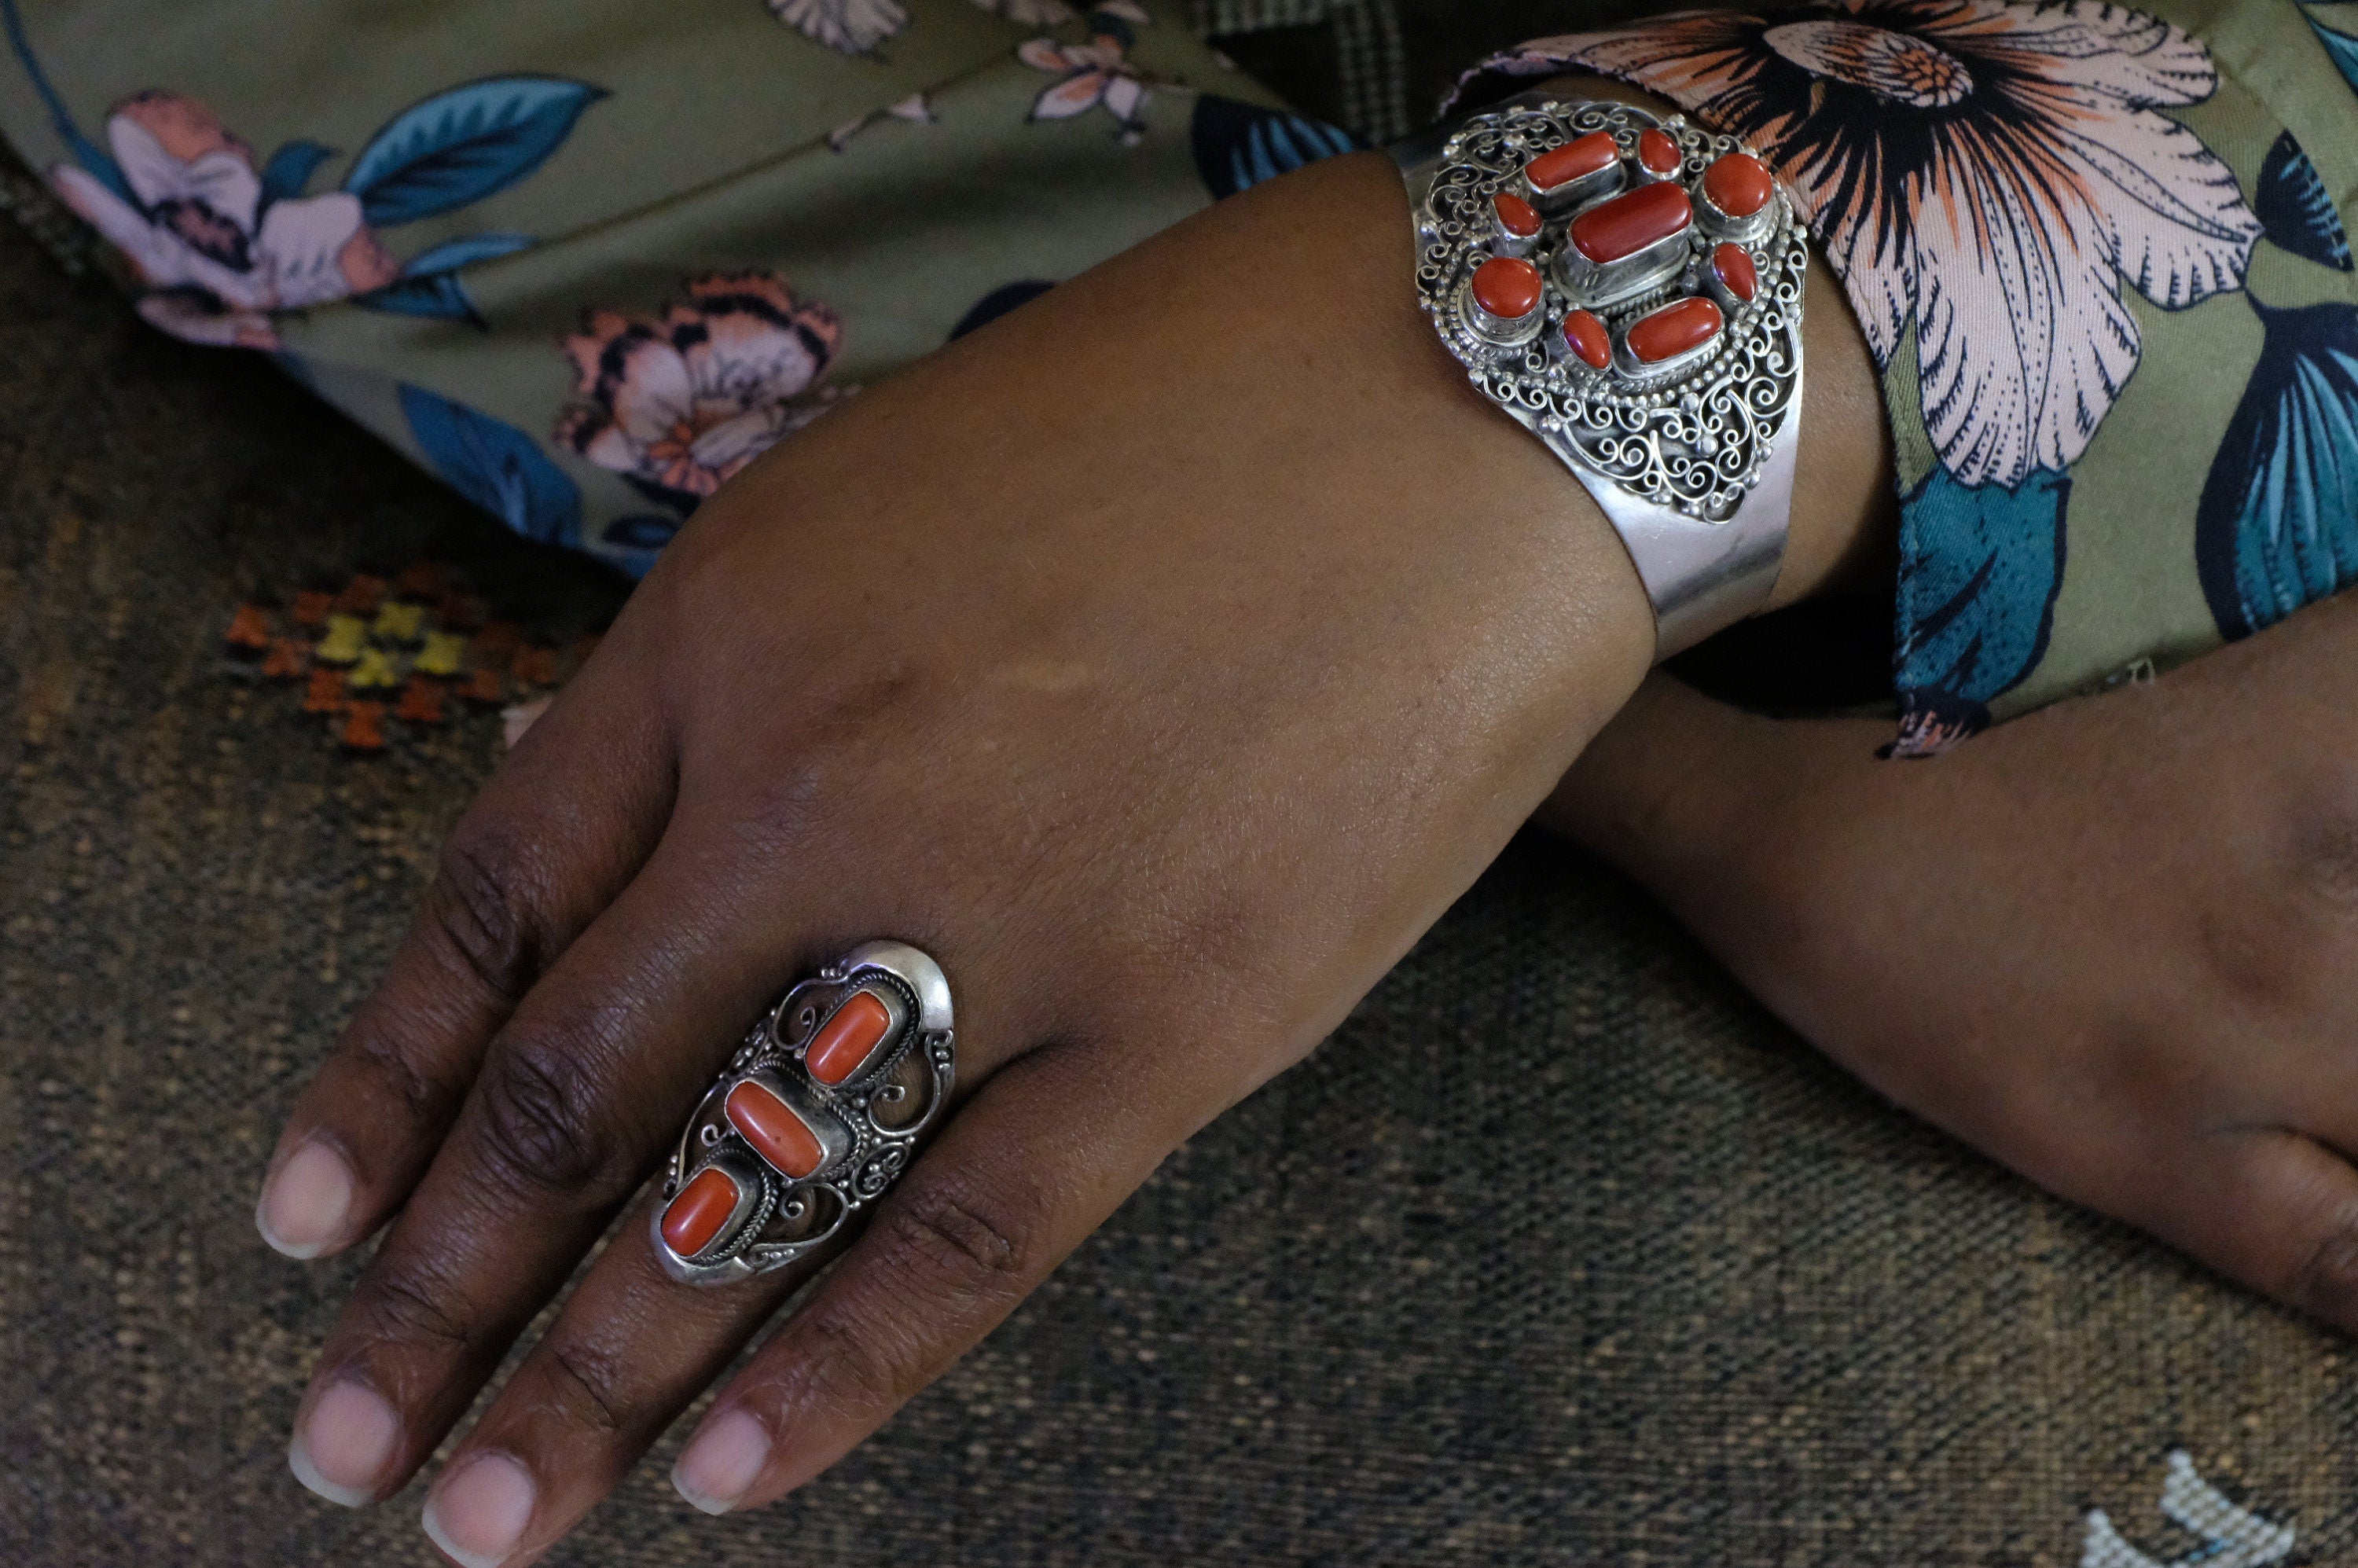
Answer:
[
  {"left": 1411, "top": 99, "right": 1807, "bottom": 525},
  {"left": 652, "top": 940, "right": 955, "bottom": 1287}
]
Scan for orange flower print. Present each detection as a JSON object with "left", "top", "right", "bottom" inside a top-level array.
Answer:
[
  {"left": 1472, "top": 0, "right": 2264, "bottom": 487},
  {"left": 555, "top": 274, "right": 848, "bottom": 513},
  {"left": 50, "top": 92, "right": 399, "bottom": 348}
]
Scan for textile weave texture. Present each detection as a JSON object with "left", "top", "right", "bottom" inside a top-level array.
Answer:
[{"left": 4, "top": 211, "right": 2358, "bottom": 1564}]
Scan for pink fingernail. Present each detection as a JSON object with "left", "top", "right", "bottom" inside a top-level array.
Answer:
[
  {"left": 671, "top": 1408, "right": 773, "bottom": 1515},
  {"left": 288, "top": 1379, "right": 399, "bottom": 1507},
  {"left": 422, "top": 1452, "right": 537, "bottom": 1568},
  {"left": 256, "top": 1140, "right": 354, "bottom": 1259}
]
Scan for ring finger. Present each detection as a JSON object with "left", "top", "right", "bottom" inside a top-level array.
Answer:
[{"left": 413, "top": 967, "right": 1189, "bottom": 1566}]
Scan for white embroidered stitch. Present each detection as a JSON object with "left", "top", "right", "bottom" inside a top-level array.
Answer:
[{"left": 2079, "top": 1451, "right": 2294, "bottom": 1568}]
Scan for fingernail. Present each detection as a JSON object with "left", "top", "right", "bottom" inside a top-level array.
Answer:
[
  {"left": 672, "top": 1408, "right": 773, "bottom": 1515},
  {"left": 256, "top": 1139, "right": 354, "bottom": 1259},
  {"left": 288, "top": 1379, "right": 399, "bottom": 1507},
  {"left": 422, "top": 1452, "right": 537, "bottom": 1568}
]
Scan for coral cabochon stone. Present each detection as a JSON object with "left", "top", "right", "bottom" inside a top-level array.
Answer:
[
  {"left": 1471, "top": 255, "right": 1544, "bottom": 320},
  {"left": 1627, "top": 296, "right": 1724, "bottom": 363},
  {"left": 725, "top": 1080, "right": 825, "bottom": 1179},
  {"left": 806, "top": 990, "right": 893, "bottom": 1085},
  {"left": 1524, "top": 130, "right": 1617, "bottom": 192},
  {"left": 1702, "top": 152, "right": 1773, "bottom": 218},
  {"left": 1569, "top": 181, "right": 1693, "bottom": 265},
  {"left": 661, "top": 1166, "right": 742, "bottom": 1258},
  {"left": 1562, "top": 309, "right": 1611, "bottom": 369},
  {"left": 1491, "top": 189, "right": 1542, "bottom": 237},
  {"left": 1712, "top": 242, "right": 1758, "bottom": 302},
  {"left": 1637, "top": 127, "right": 1680, "bottom": 174}
]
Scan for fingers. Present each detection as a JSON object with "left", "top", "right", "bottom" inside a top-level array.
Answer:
[
  {"left": 257, "top": 648, "right": 674, "bottom": 1261},
  {"left": 668, "top": 1043, "right": 1172, "bottom": 1516},
  {"left": 285, "top": 825, "right": 788, "bottom": 1509},
  {"left": 391, "top": 1040, "right": 1169, "bottom": 1566},
  {"left": 416, "top": 1185, "right": 802, "bottom": 1567}
]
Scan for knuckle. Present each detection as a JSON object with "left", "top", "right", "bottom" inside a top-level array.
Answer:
[
  {"left": 2280, "top": 780, "right": 2358, "bottom": 910},
  {"left": 428, "top": 822, "right": 546, "bottom": 1003},
  {"left": 472, "top": 1039, "right": 623, "bottom": 1202},
  {"left": 349, "top": 1027, "right": 443, "bottom": 1122},
  {"left": 795, "top": 1303, "right": 916, "bottom": 1413},
  {"left": 787, "top": 1181, "right": 1036, "bottom": 1415},
  {"left": 359, "top": 1259, "right": 477, "bottom": 1356},
  {"left": 542, "top": 1336, "right": 632, "bottom": 1438},
  {"left": 872, "top": 1178, "right": 1030, "bottom": 1304}
]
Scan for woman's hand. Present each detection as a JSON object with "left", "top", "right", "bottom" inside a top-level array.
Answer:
[
  {"left": 1544, "top": 590, "right": 2358, "bottom": 1337},
  {"left": 254, "top": 148, "right": 1668, "bottom": 1566},
  {"left": 252, "top": 83, "right": 1893, "bottom": 1559}
]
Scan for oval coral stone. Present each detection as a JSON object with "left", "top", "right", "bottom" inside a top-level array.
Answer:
[
  {"left": 1524, "top": 130, "right": 1617, "bottom": 192},
  {"left": 1569, "top": 181, "right": 1692, "bottom": 264},
  {"left": 1702, "top": 152, "right": 1772, "bottom": 218},
  {"left": 1637, "top": 128, "right": 1681, "bottom": 175},
  {"left": 1491, "top": 189, "right": 1542, "bottom": 237},
  {"left": 1562, "top": 309, "right": 1611, "bottom": 369},
  {"left": 726, "top": 1080, "right": 826, "bottom": 1179},
  {"left": 661, "top": 1166, "right": 742, "bottom": 1258},
  {"left": 1626, "top": 296, "right": 1724, "bottom": 363},
  {"left": 1712, "top": 242, "right": 1757, "bottom": 302},
  {"left": 1471, "top": 255, "right": 1544, "bottom": 320},
  {"left": 806, "top": 990, "right": 893, "bottom": 1085}
]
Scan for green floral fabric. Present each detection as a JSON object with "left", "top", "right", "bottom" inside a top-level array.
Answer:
[
  {"left": 1466, "top": 0, "right": 2358, "bottom": 751},
  {"left": 6, "top": 0, "right": 2356, "bottom": 748}
]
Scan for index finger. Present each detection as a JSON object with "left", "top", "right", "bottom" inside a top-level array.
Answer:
[{"left": 255, "top": 644, "right": 673, "bottom": 1269}]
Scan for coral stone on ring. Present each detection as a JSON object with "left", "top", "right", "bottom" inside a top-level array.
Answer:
[{"left": 652, "top": 941, "right": 957, "bottom": 1286}]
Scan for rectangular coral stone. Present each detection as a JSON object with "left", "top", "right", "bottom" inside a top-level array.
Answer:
[
  {"left": 1570, "top": 181, "right": 1693, "bottom": 264},
  {"left": 727, "top": 1079, "right": 826, "bottom": 1179},
  {"left": 1526, "top": 130, "right": 1617, "bottom": 192},
  {"left": 661, "top": 1166, "right": 743, "bottom": 1258},
  {"left": 806, "top": 990, "right": 894, "bottom": 1085}
]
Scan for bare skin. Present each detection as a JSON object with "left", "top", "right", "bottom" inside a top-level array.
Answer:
[
  {"left": 1545, "top": 586, "right": 2358, "bottom": 1337},
  {"left": 250, "top": 74, "right": 1898, "bottom": 1566}
]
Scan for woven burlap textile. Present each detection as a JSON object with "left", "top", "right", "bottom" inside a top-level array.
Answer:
[{"left": 7, "top": 14, "right": 2358, "bottom": 1561}]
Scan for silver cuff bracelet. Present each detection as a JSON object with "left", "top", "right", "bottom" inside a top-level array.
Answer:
[{"left": 1392, "top": 93, "right": 1808, "bottom": 657}]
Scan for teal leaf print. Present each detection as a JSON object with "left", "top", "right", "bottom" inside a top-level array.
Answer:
[
  {"left": 2254, "top": 132, "right": 2352, "bottom": 270},
  {"left": 0, "top": 0, "right": 128, "bottom": 204},
  {"left": 353, "top": 234, "right": 533, "bottom": 325},
  {"left": 399, "top": 384, "right": 582, "bottom": 548},
  {"left": 259, "top": 140, "right": 336, "bottom": 204},
  {"left": 2305, "top": 10, "right": 2358, "bottom": 91},
  {"left": 346, "top": 77, "right": 605, "bottom": 227},
  {"left": 1891, "top": 465, "right": 2071, "bottom": 753},
  {"left": 949, "top": 280, "right": 1053, "bottom": 340},
  {"left": 399, "top": 232, "right": 535, "bottom": 276},
  {"left": 600, "top": 514, "right": 683, "bottom": 578},
  {"left": 1188, "top": 95, "right": 1358, "bottom": 200},
  {"left": 2196, "top": 301, "right": 2358, "bottom": 639}
]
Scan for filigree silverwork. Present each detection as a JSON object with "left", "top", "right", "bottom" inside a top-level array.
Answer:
[
  {"left": 1394, "top": 94, "right": 1809, "bottom": 655},
  {"left": 652, "top": 940, "right": 955, "bottom": 1287}
]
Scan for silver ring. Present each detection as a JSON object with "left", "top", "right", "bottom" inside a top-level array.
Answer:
[{"left": 652, "top": 940, "right": 955, "bottom": 1287}]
